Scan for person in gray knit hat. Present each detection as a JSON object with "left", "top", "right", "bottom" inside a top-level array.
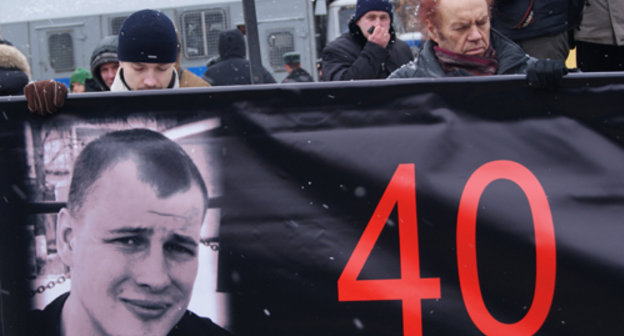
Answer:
[{"left": 87, "top": 35, "right": 119, "bottom": 91}]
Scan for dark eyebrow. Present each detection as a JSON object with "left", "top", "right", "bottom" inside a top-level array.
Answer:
[
  {"left": 109, "top": 227, "right": 153, "bottom": 235},
  {"left": 170, "top": 233, "right": 198, "bottom": 247}
]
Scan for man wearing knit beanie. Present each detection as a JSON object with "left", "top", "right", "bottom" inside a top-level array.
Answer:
[
  {"left": 110, "top": 9, "right": 180, "bottom": 91},
  {"left": 321, "top": 0, "right": 413, "bottom": 81},
  {"left": 88, "top": 35, "right": 119, "bottom": 91}
]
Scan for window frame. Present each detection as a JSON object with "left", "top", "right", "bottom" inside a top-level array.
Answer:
[
  {"left": 180, "top": 8, "right": 228, "bottom": 59},
  {"left": 47, "top": 31, "right": 75, "bottom": 73},
  {"left": 266, "top": 29, "right": 296, "bottom": 72}
]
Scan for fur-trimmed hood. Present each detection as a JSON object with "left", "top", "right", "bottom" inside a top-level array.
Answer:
[{"left": 0, "top": 44, "right": 32, "bottom": 80}]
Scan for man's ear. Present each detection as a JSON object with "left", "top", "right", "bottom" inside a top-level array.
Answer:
[
  {"left": 57, "top": 208, "right": 76, "bottom": 267},
  {"left": 425, "top": 19, "right": 440, "bottom": 44}
]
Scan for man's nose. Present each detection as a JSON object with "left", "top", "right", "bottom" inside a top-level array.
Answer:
[
  {"left": 143, "top": 71, "right": 158, "bottom": 87},
  {"left": 134, "top": 248, "right": 172, "bottom": 292},
  {"left": 468, "top": 25, "right": 481, "bottom": 41}
]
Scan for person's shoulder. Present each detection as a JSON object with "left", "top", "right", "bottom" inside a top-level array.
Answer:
[
  {"left": 388, "top": 60, "right": 419, "bottom": 79},
  {"left": 180, "top": 68, "right": 211, "bottom": 88},
  {"left": 389, "top": 38, "right": 415, "bottom": 62},
  {"left": 169, "top": 310, "right": 234, "bottom": 336},
  {"left": 323, "top": 32, "right": 357, "bottom": 53},
  {"left": 0, "top": 67, "right": 29, "bottom": 95},
  {"left": 26, "top": 292, "right": 68, "bottom": 336},
  {"left": 392, "top": 37, "right": 411, "bottom": 49},
  {"left": 85, "top": 77, "right": 105, "bottom": 92}
]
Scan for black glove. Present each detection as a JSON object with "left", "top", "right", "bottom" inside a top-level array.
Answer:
[
  {"left": 24, "top": 80, "right": 68, "bottom": 116},
  {"left": 526, "top": 59, "right": 568, "bottom": 90}
]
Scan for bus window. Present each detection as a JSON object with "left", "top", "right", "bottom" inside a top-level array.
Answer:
[
  {"left": 110, "top": 16, "right": 128, "bottom": 36},
  {"left": 48, "top": 32, "right": 75, "bottom": 72},
  {"left": 181, "top": 9, "right": 226, "bottom": 59},
  {"left": 267, "top": 30, "right": 294, "bottom": 71},
  {"left": 338, "top": 7, "right": 355, "bottom": 35}
]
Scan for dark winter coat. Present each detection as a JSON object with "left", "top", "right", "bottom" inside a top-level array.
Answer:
[
  {"left": 575, "top": 0, "right": 624, "bottom": 46},
  {"left": 389, "top": 29, "right": 536, "bottom": 78},
  {"left": 282, "top": 67, "right": 314, "bottom": 83},
  {"left": 202, "top": 29, "right": 276, "bottom": 85},
  {"left": 491, "top": 0, "right": 569, "bottom": 41},
  {"left": 321, "top": 19, "right": 413, "bottom": 81},
  {"left": 88, "top": 35, "right": 118, "bottom": 92},
  {"left": 0, "top": 41, "right": 31, "bottom": 95}
]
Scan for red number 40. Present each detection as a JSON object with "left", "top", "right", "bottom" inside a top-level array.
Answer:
[{"left": 338, "top": 161, "right": 556, "bottom": 336}]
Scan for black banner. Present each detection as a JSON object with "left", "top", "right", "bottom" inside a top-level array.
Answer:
[{"left": 1, "top": 74, "right": 624, "bottom": 335}]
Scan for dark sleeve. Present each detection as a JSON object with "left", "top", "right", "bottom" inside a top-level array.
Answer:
[
  {"left": 202, "top": 70, "right": 217, "bottom": 86},
  {"left": 398, "top": 41, "right": 415, "bottom": 64},
  {"left": 0, "top": 68, "right": 29, "bottom": 95},
  {"left": 387, "top": 61, "right": 416, "bottom": 79},
  {"left": 321, "top": 40, "right": 389, "bottom": 81},
  {"left": 85, "top": 78, "right": 104, "bottom": 92},
  {"left": 262, "top": 67, "right": 276, "bottom": 84}
]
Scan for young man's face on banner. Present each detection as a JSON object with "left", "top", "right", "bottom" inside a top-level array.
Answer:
[{"left": 58, "top": 159, "right": 205, "bottom": 336}]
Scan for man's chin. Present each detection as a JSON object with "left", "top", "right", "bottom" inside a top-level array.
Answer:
[{"left": 100, "top": 315, "right": 177, "bottom": 336}]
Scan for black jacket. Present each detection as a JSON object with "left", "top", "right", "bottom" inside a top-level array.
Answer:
[
  {"left": 321, "top": 20, "right": 413, "bottom": 81},
  {"left": 491, "top": 0, "right": 569, "bottom": 41},
  {"left": 389, "top": 29, "right": 536, "bottom": 78},
  {"left": 0, "top": 41, "right": 31, "bottom": 95},
  {"left": 202, "top": 29, "right": 276, "bottom": 86},
  {"left": 282, "top": 67, "right": 314, "bottom": 83},
  {"left": 27, "top": 292, "right": 234, "bottom": 336},
  {"left": 0, "top": 68, "right": 29, "bottom": 95}
]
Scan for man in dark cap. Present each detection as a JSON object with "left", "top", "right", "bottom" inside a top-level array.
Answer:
[
  {"left": 110, "top": 9, "right": 180, "bottom": 91},
  {"left": 87, "top": 35, "right": 119, "bottom": 91},
  {"left": 321, "top": 0, "right": 413, "bottom": 81},
  {"left": 281, "top": 52, "right": 314, "bottom": 83},
  {"left": 24, "top": 9, "right": 209, "bottom": 115}
]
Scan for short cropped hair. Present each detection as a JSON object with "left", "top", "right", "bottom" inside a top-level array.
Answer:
[
  {"left": 417, "top": 0, "right": 493, "bottom": 35},
  {"left": 66, "top": 128, "right": 209, "bottom": 217}
]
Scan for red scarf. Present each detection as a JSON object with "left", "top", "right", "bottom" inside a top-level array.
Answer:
[{"left": 433, "top": 45, "right": 498, "bottom": 76}]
